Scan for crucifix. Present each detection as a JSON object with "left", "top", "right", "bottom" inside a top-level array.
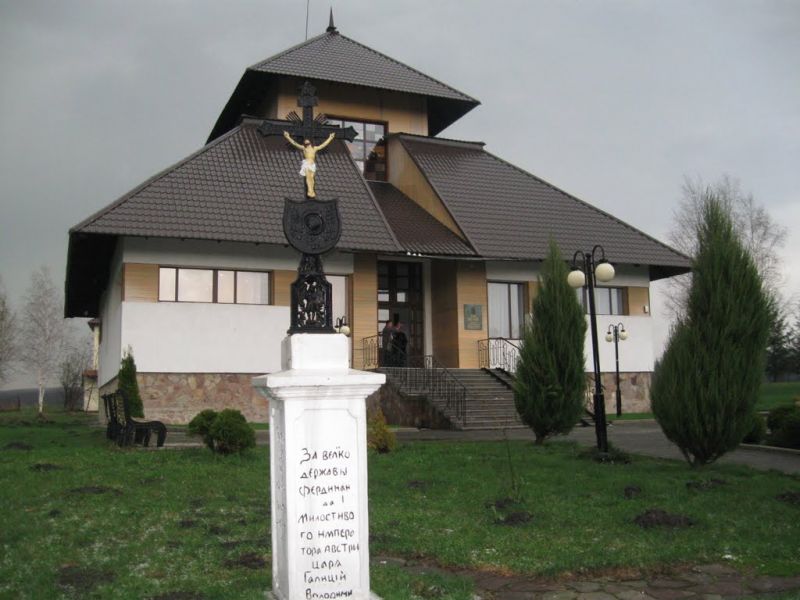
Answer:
[
  {"left": 258, "top": 81, "right": 357, "bottom": 198},
  {"left": 257, "top": 81, "right": 352, "bottom": 334}
]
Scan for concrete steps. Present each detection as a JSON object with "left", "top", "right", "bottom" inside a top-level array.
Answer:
[{"left": 382, "top": 367, "right": 525, "bottom": 431}]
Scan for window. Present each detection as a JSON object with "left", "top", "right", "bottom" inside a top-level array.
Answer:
[
  {"left": 158, "top": 267, "right": 270, "bottom": 304},
  {"left": 488, "top": 282, "right": 524, "bottom": 339},
  {"left": 577, "top": 287, "right": 626, "bottom": 315},
  {"left": 327, "top": 118, "right": 386, "bottom": 181}
]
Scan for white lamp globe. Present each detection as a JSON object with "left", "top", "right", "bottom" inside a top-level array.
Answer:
[
  {"left": 340, "top": 325, "right": 351, "bottom": 337},
  {"left": 619, "top": 329, "right": 628, "bottom": 341},
  {"left": 595, "top": 261, "right": 615, "bottom": 282},
  {"left": 567, "top": 269, "right": 586, "bottom": 288},
  {"left": 605, "top": 333, "right": 613, "bottom": 343}
]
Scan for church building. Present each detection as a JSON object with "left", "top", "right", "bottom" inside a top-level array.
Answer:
[{"left": 65, "top": 19, "right": 689, "bottom": 425}]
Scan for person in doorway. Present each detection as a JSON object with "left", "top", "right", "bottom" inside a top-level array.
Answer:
[
  {"left": 392, "top": 322, "right": 408, "bottom": 367},
  {"left": 381, "top": 319, "right": 394, "bottom": 367}
]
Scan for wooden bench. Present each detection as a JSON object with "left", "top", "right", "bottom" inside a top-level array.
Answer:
[{"left": 102, "top": 390, "right": 167, "bottom": 448}]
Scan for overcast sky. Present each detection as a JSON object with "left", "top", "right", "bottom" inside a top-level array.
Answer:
[{"left": 1, "top": 0, "right": 799, "bottom": 387}]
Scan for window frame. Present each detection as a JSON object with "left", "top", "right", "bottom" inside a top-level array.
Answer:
[
  {"left": 577, "top": 286, "right": 628, "bottom": 316},
  {"left": 487, "top": 281, "right": 525, "bottom": 340},
  {"left": 158, "top": 266, "right": 272, "bottom": 305},
  {"left": 325, "top": 115, "right": 389, "bottom": 181}
]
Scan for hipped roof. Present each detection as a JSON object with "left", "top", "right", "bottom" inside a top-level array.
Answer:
[
  {"left": 396, "top": 134, "right": 690, "bottom": 279},
  {"left": 208, "top": 29, "right": 479, "bottom": 142}
]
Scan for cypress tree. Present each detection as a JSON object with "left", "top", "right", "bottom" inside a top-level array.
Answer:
[
  {"left": 118, "top": 348, "right": 144, "bottom": 418},
  {"left": 514, "top": 240, "right": 587, "bottom": 444},
  {"left": 652, "top": 195, "right": 770, "bottom": 467}
]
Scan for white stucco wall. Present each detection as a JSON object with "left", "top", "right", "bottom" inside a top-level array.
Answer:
[
  {"left": 98, "top": 248, "right": 123, "bottom": 387},
  {"left": 90, "top": 238, "right": 356, "bottom": 380},
  {"left": 121, "top": 302, "right": 289, "bottom": 373},
  {"left": 486, "top": 261, "right": 655, "bottom": 372},
  {"left": 590, "top": 314, "right": 654, "bottom": 373}
]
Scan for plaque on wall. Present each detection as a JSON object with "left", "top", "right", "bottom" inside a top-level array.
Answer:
[{"left": 463, "top": 304, "right": 483, "bottom": 330}]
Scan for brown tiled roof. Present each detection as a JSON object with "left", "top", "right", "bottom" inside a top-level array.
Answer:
[
  {"left": 209, "top": 30, "right": 479, "bottom": 141},
  {"left": 72, "top": 120, "right": 400, "bottom": 253},
  {"left": 368, "top": 182, "right": 475, "bottom": 256},
  {"left": 398, "top": 134, "right": 690, "bottom": 277},
  {"left": 250, "top": 31, "right": 477, "bottom": 103}
]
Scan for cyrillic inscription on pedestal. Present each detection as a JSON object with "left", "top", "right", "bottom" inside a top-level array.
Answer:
[{"left": 294, "top": 410, "right": 360, "bottom": 595}]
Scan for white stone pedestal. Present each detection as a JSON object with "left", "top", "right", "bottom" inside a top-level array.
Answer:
[{"left": 253, "top": 334, "right": 385, "bottom": 600}]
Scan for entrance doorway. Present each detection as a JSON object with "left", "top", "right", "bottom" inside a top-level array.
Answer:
[{"left": 377, "top": 261, "right": 424, "bottom": 358}]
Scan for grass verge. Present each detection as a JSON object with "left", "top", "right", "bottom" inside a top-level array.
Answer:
[
  {"left": 758, "top": 381, "right": 800, "bottom": 412},
  {"left": 0, "top": 411, "right": 798, "bottom": 598}
]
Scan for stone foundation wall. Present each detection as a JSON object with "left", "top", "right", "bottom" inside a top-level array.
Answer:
[
  {"left": 589, "top": 371, "right": 652, "bottom": 414},
  {"left": 99, "top": 373, "right": 269, "bottom": 424},
  {"left": 367, "top": 380, "right": 454, "bottom": 430}
]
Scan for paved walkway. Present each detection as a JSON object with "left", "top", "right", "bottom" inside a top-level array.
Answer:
[
  {"left": 394, "top": 421, "right": 800, "bottom": 475},
  {"left": 375, "top": 556, "right": 800, "bottom": 599}
]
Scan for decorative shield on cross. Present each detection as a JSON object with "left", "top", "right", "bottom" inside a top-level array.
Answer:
[{"left": 282, "top": 197, "right": 342, "bottom": 255}]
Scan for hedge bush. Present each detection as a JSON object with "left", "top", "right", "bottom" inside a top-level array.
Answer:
[
  {"left": 210, "top": 409, "right": 256, "bottom": 455},
  {"left": 767, "top": 405, "right": 800, "bottom": 433},
  {"left": 769, "top": 410, "right": 800, "bottom": 450},
  {"left": 188, "top": 409, "right": 218, "bottom": 450},
  {"left": 188, "top": 408, "right": 255, "bottom": 455},
  {"left": 367, "top": 406, "right": 396, "bottom": 453}
]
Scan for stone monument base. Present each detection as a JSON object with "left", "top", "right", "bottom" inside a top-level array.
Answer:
[{"left": 254, "top": 334, "right": 385, "bottom": 600}]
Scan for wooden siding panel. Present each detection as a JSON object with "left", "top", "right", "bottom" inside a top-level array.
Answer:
[
  {"left": 351, "top": 254, "right": 377, "bottom": 369},
  {"left": 123, "top": 263, "right": 158, "bottom": 302},
  {"left": 276, "top": 78, "right": 428, "bottom": 135},
  {"left": 272, "top": 270, "right": 295, "bottom": 306},
  {"left": 456, "top": 262, "right": 488, "bottom": 368},
  {"left": 431, "top": 260, "right": 459, "bottom": 367},
  {"left": 627, "top": 287, "right": 650, "bottom": 316},
  {"left": 387, "top": 138, "right": 465, "bottom": 237}
]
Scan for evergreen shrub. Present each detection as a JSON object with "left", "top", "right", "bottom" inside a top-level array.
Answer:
[
  {"left": 209, "top": 409, "right": 256, "bottom": 455},
  {"left": 768, "top": 410, "right": 800, "bottom": 450},
  {"left": 188, "top": 409, "right": 218, "bottom": 450},
  {"left": 767, "top": 405, "right": 800, "bottom": 433},
  {"left": 651, "top": 197, "right": 770, "bottom": 467},
  {"left": 118, "top": 348, "right": 144, "bottom": 418},
  {"left": 514, "top": 240, "right": 586, "bottom": 444},
  {"left": 188, "top": 409, "right": 255, "bottom": 454},
  {"left": 742, "top": 413, "right": 766, "bottom": 444},
  {"left": 367, "top": 406, "right": 396, "bottom": 453}
]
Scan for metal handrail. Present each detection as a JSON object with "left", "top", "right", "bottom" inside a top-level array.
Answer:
[
  {"left": 477, "top": 337, "right": 521, "bottom": 373},
  {"left": 361, "top": 334, "right": 382, "bottom": 369},
  {"left": 382, "top": 354, "right": 467, "bottom": 427}
]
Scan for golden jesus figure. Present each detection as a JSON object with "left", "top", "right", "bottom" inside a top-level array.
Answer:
[{"left": 283, "top": 131, "right": 336, "bottom": 198}]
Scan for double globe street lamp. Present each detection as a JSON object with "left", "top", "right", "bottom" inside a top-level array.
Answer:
[
  {"left": 567, "top": 245, "right": 615, "bottom": 453},
  {"left": 605, "top": 323, "right": 628, "bottom": 418}
]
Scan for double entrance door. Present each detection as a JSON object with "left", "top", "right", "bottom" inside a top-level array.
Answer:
[{"left": 377, "top": 261, "right": 424, "bottom": 359}]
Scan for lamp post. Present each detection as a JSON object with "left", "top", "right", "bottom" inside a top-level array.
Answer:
[
  {"left": 568, "top": 245, "right": 615, "bottom": 453},
  {"left": 605, "top": 323, "right": 628, "bottom": 417}
]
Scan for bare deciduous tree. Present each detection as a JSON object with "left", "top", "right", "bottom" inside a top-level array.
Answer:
[
  {"left": 666, "top": 175, "right": 787, "bottom": 319},
  {"left": 0, "top": 276, "right": 17, "bottom": 384},
  {"left": 60, "top": 335, "right": 92, "bottom": 411},
  {"left": 19, "top": 267, "right": 67, "bottom": 415}
]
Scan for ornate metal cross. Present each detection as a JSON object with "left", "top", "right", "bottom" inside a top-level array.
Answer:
[
  {"left": 258, "top": 81, "right": 350, "bottom": 335},
  {"left": 257, "top": 81, "right": 358, "bottom": 144}
]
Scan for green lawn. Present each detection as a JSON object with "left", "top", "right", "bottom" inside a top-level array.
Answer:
[
  {"left": 1, "top": 410, "right": 799, "bottom": 598},
  {"left": 758, "top": 381, "right": 800, "bottom": 412}
]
